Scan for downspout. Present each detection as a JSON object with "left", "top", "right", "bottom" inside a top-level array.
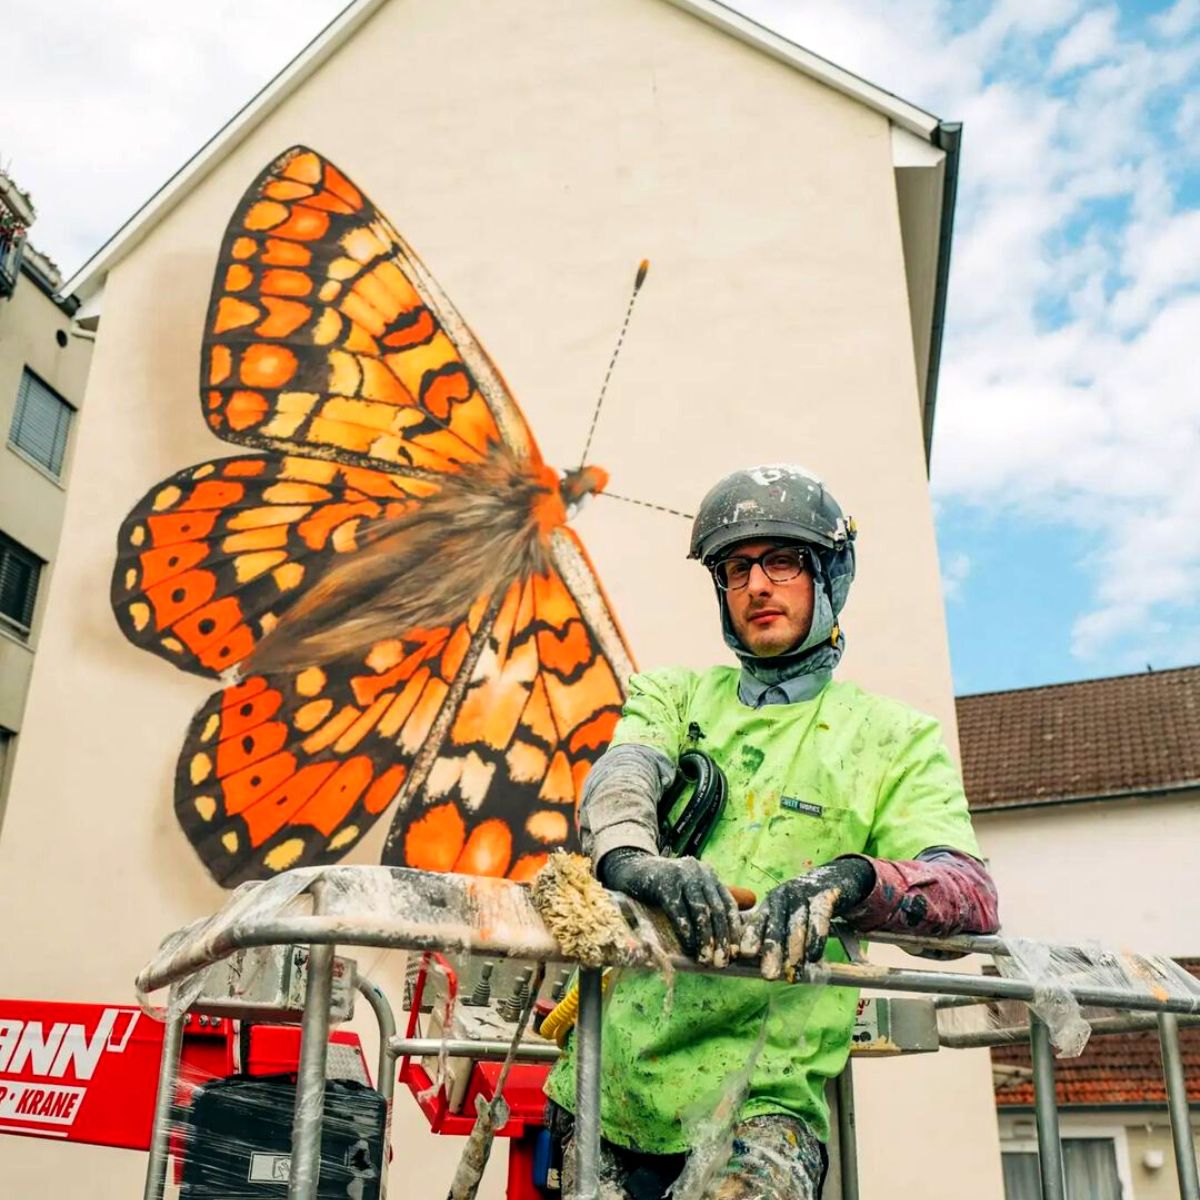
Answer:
[{"left": 922, "top": 120, "right": 962, "bottom": 472}]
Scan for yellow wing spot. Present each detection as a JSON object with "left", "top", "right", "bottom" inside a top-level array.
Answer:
[
  {"left": 303, "top": 706, "right": 360, "bottom": 753},
  {"left": 153, "top": 486, "right": 182, "bottom": 511},
  {"left": 280, "top": 457, "right": 339, "bottom": 484},
  {"left": 295, "top": 698, "right": 334, "bottom": 732},
  {"left": 190, "top": 753, "right": 212, "bottom": 784},
  {"left": 262, "top": 402, "right": 315, "bottom": 440},
  {"left": 328, "top": 826, "right": 359, "bottom": 852},
  {"left": 272, "top": 562, "right": 304, "bottom": 591},
  {"left": 319, "top": 280, "right": 341, "bottom": 303},
  {"left": 527, "top": 810, "right": 569, "bottom": 844},
  {"left": 312, "top": 309, "right": 343, "bottom": 345},
  {"left": 201, "top": 714, "right": 220, "bottom": 742},
  {"left": 222, "top": 526, "right": 289, "bottom": 554},
  {"left": 124, "top": 568, "right": 137, "bottom": 590},
  {"left": 130, "top": 524, "right": 146, "bottom": 547},
  {"left": 221, "top": 831, "right": 239, "bottom": 853},
  {"left": 328, "top": 350, "right": 362, "bottom": 396},
  {"left": 234, "top": 550, "right": 289, "bottom": 583},
  {"left": 332, "top": 519, "right": 359, "bottom": 553},
  {"left": 192, "top": 464, "right": 216, "bottom": 479},
  {"left": 161, "top": 637, "right": 185, "bottom": 654},
  {"left": 128, "top": 602, "right": 150, "bottom": 631},
  {"left": 296, "top": 666, "right": 327, "bottom": 697},
  {"left": 227, "top": 504, "right": 312, "bottom": 531},
  {"left": 342, "top": 226, "right": 388, "bottom": 263},
  {"left": 194, "top": 796, "right": 217, "bottom": 822},
  {"left": 329, "top": 257, "right": 361, "bottom": 281},
  {"left": 264, "top": 838, "right": 306, "bottom": 872},
  {"left": 321, "top": 396, "right": 396, "bottom": 432},
  {"left": 263, "top": 482, "right": 332, "bottom": 505},
  {"left": 365, "top": 640, "right": 405, "bottom": 671},
  {"left": 259, "top": 613, "right": 278, "bottom": 635},
  {"left": 244, "top": 200, "right": 289, "bottom": 231},
  {"left": 507, "top": 741, "right": 549, "bottom": 783},
  {"left": 459, "top": 751, "right": 497, "bottom": 809},
  {"left": 283, "top": 151, "right": 322, "bottom": 184}
]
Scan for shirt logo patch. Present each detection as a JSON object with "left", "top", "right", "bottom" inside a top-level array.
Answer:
[{"left": 781, "top": 797, "right": 823, "bottom": 818}]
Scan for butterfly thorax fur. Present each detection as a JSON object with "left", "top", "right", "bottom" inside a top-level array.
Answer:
[{"left": 247, "top": 448, "right": 606, "bottom": 674}]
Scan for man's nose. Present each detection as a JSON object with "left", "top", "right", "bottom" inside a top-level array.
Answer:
[{"left": 747, "top": 563, "right": 774, "bottom": 593}]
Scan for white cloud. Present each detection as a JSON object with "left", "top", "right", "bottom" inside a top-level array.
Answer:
[
  {"left": 740, "top": 0, "right": 1200, "bottom": 669},
  {"left": 941, "top": 552, "right": 972, "bottom": 602},
  {"left": 1049, "top": 8, "right": 1118, "bottom": 76},
  {"left": 0, "top": 0, "right": 347, "bottom": 275}
]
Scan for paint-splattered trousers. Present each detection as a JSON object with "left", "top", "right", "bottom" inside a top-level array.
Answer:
[{"left": 554, "top": 1108, "right": 826, "bottom": 1200}]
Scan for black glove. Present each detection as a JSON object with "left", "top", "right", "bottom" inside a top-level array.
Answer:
[
  {"left": 599, "top": 847, "right": 740, "bottom": 966},
  {"left": 742, "top": 857, "right": 876, "bottom": 981}
]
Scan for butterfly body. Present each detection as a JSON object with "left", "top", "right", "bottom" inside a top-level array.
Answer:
[{"left": 112, "top": 147, "right": 634, "bottom": 887}]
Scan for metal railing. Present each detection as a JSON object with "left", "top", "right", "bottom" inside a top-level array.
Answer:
[{"left": 136, "top": 866, "right": 1200, "bottom": 1200}]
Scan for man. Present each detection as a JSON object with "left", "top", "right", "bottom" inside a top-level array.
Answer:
[{"left": 543, "top": 465, "right": 999, "bottom": 1200}]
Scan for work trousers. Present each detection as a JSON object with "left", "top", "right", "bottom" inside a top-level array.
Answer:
[{"left": 554, "top": 1108, "right": 826, "bottom": 1200}]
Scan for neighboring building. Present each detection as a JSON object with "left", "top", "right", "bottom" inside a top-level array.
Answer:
[
  {"left": 0, "top": 171, "right": 93, "bottom": 825},
  {"left": 959, "top": 665, "right": 1200, "bottom": 955},
  {"left": 956, "top": 668, "right": 1200, "bottom": 1199},
  {"left": 991, "top": 961, "right": 1200, "bottom": 1200},
  {"left": 0, "top": 2, "right": 996, "bottom": 1197}
]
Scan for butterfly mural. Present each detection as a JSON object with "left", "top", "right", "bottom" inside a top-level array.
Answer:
[{"left": 111, "top": 146, "right": 636, "bottom": 888}]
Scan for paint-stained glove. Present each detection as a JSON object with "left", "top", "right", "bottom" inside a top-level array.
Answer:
[
  {"left": 599, "top": 847, "right": 740, "bottom": 967},
  {"left": 742, "top": 857, "right": 876, "bottom": 981}
]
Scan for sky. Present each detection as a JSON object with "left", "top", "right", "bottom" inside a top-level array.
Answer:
[{"left": 3, "top": 0, "right": 1198, "bottom": 696}]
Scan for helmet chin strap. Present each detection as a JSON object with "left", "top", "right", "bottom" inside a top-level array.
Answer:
[{"left": 719, "top": 552, "right": 846, "bottom": 685}]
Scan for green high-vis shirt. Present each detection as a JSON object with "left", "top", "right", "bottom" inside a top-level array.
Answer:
[{"left": 544, "top": 666, "right": 981, "bottom": 1153}]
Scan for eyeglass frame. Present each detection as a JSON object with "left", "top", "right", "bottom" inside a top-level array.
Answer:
[{"left": 710, "top": 544, "right": 812, "bottom": 591}]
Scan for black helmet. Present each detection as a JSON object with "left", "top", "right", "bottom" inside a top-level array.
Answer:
[{"left": 689, "top": 465, "right": 856, "bottom": 565}]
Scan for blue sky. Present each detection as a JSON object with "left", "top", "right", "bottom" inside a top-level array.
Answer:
[
  {"left": 744, "top": 0, "right": 1200, "bottom": 692},
  {"left": 4, "top": 0, "right": 1198, "bottom": 695}
]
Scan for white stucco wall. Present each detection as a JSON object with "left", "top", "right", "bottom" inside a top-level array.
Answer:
[
  {"left": 975, "top": 792, "right": 1200, "bottom": 956},
  {"left": 0, "top": 1, "right": 999, "bottom": 1196}
]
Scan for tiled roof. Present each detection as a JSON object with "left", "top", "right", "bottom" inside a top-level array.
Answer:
[
  {"left": 992, "top": 960, "right": 1200, "bottom": 1108},
  {"left": 956, "top": 665, "right": 1200, "bottom": 810}
]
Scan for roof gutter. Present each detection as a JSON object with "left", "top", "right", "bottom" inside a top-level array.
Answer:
[
  {"left": 971, "top": 778, "right": 1200, "bottom": 816},
  {"left": 922, "top": 120, "right": 962, "bottom": 471}
]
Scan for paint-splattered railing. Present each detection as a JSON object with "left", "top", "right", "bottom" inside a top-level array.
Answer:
[{"left": 135, "top": 866, "right": 1200, "bottom": 1200}]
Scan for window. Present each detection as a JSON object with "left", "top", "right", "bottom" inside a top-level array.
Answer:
[
  {"left": 1002, "top": 1138, "right": 1124, "bottom": 1200},
  {"left": 0, "top": 532, "right": 42, "bottom": 637},
  {"left": 9, "top": 368, "right": 74, "bottom": 478}
]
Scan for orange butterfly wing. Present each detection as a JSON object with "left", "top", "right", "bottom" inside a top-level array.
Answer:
[
  {"left": 176, "top": 594, "right": 498, "bottom": 885},
  {"left": 202, "top": 146, "right": 536, "bottom": 473},
  {"left": 384, "top": 531, "right": 633, "bottom": 881},
  {"left": 112, "top": 454, "right": 434, "bottom": 677},
  {"left": 115, "top": 147, "right": 636, "bottom": 886}
]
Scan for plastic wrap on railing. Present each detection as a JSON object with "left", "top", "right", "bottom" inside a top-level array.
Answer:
[
  {"left": 160, "top": 1048, "right": 386, "bottom": 1197},
  {"left": 138, "top": 870, "right": 321, "bottom": 1019},
  {"left": 966, "top": 940, "right": 1200, "bottom": 1056},
  {"left": 136, "top": 866, "right": 575, "bottom": 1006}
]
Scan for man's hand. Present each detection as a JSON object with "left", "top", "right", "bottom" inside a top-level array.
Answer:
[
  {"left": 742, "top": 857, "right": 875, "bottom": 980},
  {"left": 600, "top": 848, "right": 741, "bottom": 966}
]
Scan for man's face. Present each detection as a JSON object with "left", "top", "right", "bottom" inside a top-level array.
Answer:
[{"left": 721, "top": 539, "right": 816, "bottom": 658}]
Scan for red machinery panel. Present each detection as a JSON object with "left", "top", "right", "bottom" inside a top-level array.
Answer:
[{"left": 0, "top": 1000, "right": 162, "bottom": 1149}]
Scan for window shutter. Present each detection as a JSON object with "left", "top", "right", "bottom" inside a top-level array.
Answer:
[
  {"left": 0, "top": 533, "right": 41, "bottom": 635},
  {"left": 10, "top": 369, "right": 74, "bottom": 477}
]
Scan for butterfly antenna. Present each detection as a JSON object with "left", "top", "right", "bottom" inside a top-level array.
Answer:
[
  {"left": 579, "top": 259, "right": 649, "bottom": 469},
  {"left": 603, "top": 491, "right": 694, "bottom": 520}
]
